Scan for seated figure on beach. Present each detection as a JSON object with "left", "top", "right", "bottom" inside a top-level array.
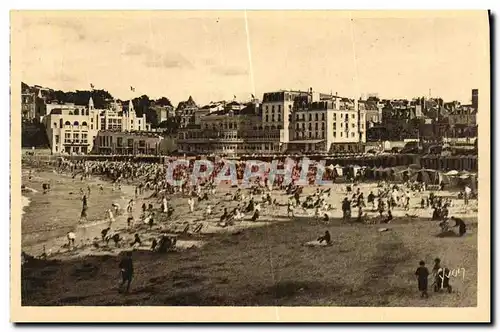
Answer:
[{"left": 317, "top": 230, "right": 332, "bottom": 245}]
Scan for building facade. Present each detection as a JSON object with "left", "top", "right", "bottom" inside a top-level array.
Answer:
[
  {"left": 43, "top": 102, "right": 100, "bottom": 154},
  {"left": 93, "top": 130, "right": 163, "bottom": 155},
  {"left": 289, "top": 96, "right": 365, "bottom": 153},
  {"left": 95, "top": 99, "right": 151, "bottom": 132},
  {"left": 177, "top": 102, "right": 284, "bottom": 155}
]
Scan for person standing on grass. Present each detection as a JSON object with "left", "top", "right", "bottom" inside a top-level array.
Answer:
[
  {"left": 415, "top": 260, "right": 430, "bottom": 298},
  {"left": 118, "top": 251, "right": 134, "bottom": 293}
]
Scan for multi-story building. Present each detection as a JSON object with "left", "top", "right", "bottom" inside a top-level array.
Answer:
[
  {"left": 176, "top": 96, "right": 199, "bottom": 128},
  {"left": 260, "top": 89, "right": 312, "bottom": 143},
  {"left": 288, "top": 96, "right": 365, "bottom": 153},
  {"left": 177, "top": 101, "right": 284, "bottom": 155},
  {"left": 93, "top": 130, "right": 163, "bottom": 155},
  {"left": 43, "top": 102, "right": 100, "bottom": 154},
  {"left": 178, "top": 89, "right": 367, "bottom": 155},
  {"left": 95, "top": 99, "right": 151, "bottom": 132}
]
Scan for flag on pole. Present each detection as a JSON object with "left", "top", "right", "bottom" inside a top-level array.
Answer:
[
  {"left": 130, "top": 86, "right": 135, "bottom": 92},
  {"left": 251, "top": 94, "right": 255, "bottom": 98},
  {"left": 233, "top": 95, "right": 236, "bottom": 99},
  {"left": 90, "top": 83, "right": 95, "bottom": 90}
]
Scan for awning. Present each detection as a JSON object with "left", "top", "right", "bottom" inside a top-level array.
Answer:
[{"left": 288, "top": 140, "right": 325, "bottom": 144}]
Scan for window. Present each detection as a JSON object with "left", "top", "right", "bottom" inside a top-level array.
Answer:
[
  {"left": 53, "top": 122, "right": 57, "bottom": 128},
  {"left": 352, "top": 123, "right": 355, "bottom": 128},
  {"left": 73, "top": 133, "right": 79, "bottom": 142},
  {"left": 315, "top": 123, "right": 318, "bottom": 130},
  {"left": 266, "top": 106, "right": 269, "bottom": 111},
  {"left": 315, "top": 113, "right": 318, "bottom": 121},
  {"left": 91, "top": 118, "right": 93, "bottom": 123},
  {"left": 277, "top": 115, "right": 281, "bottom": 122},
  {"left": 117, "top": 137, "right": 123, "bottom": 147},
  {"left": 127, "top": 139, "right": 133, "bottom": 147},
  {"left": 352, "top": 114, "right": 355, "bottom": 119},
  {"left": 322, "top": 113, "right": 325, "bottom": 121},
  {"left": 64, "top": 133, "right": 71, "bottom": 142},
  {"left": 308, "top": 132, "right": 312, "bottom": 138},
  {"left": 278, "top": 105, "right": 281, "bottom": 112},
  {"left": 289, "top": 105, "right": 292, "bottom": 110},
  {"left": 65, "top": 121, "right": 71, "bottom": 126},
  {"left": 302, "top": 123, "right": 305, "bottom": 130},
  {"left": 321, "top": 132, "right": 325, "bottom": 139},
  {"left": 308, "top": 123, "right": 312, "bottom": 130},
  {"left": 334, "top": 113, "right": 337, "bottom": 120},
  {"left": 82, "top": 121, "right": 88, "bottom": 127},
  {"left": 139, "top": 140, "right": 146, "bottom": 147},
  {"left": 309, "top": 114, "right": 312, "bottom": 121},
  {"left": 296, "top": 123, "right": 300, "bottom": 130},
  {"left": 333, "top": 132, "right": 336, "bottom": 138},
  {"left": 322, "top": 122, "right": 325, "bottom": 130},
  {"left": 351, "top": 132, "right": 355, "bottom": 137},
  {"left": 55, "top": 135, "right": 60, "bottom": 144},
  {"left": 272, "top": 106, "right": 275, "bottom": 112},
  {"left": 296, "top": 114, "right": 299, "bottom": 120},
  {"left": 341, "top": 132, "right": 343, "bottom": 137},
  {"left": 73, "top": 121, "right": 79, "bottom": 126},
  {"left": 82, "top": 133, "right": 88, "bottom": 143},
  {"left": 272, "top": 116, "right": 275, "bottom": 122},
  {"left": 265, "top": 115, "right": 269, "bottom": 122}
]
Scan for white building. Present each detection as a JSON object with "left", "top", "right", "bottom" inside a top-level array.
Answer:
[
  {"left": 96, "top": 99, "right": 151, "bottom": 132},
  {"left": 289, "top": 96, "right": 366, "bottom": 153},
  {"left": 43, "top": 97, "right": 152, "bottom": 154},
  {"left": 43, "top": 102, "right": 100, "bottom": 154}
]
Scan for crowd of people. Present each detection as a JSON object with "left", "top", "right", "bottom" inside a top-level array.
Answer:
[{"left": 46, "top": 156, "right": 475, "bottom": 294}]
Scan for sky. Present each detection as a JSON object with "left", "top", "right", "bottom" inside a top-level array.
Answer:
[{"left": 13, "top": 11, "right": 489, "bottom": 106}]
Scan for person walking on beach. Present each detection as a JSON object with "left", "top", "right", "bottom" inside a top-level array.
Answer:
[
  {"left": 118, "top": 251, "right": 134, "bottom": 293},
  {"left": 188, "top": 197, "right": 195, "bottom": 213},
  {"left": 415, "top": 260, "right": 429, "bottom": 298}
]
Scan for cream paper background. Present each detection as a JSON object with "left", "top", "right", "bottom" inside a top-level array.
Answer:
[{"left": 9, "top": 10, "right": 491, "bottom": 323}]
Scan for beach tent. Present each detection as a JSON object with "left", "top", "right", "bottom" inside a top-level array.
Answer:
[{"left": 410, "top": 169, "right": 440, "bottom": 184}]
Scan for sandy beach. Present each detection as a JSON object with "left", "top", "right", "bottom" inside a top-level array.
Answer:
[{"left": 19, "top": 163, "right": 479, "bottom": 307}]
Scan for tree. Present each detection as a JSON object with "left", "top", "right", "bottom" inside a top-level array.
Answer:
[{"left": 155, "top": 97, "right": 172, "bottom": 107}]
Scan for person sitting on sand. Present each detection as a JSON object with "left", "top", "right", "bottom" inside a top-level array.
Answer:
[
  {"left": 101, "top": 227, "right": 111, "bottom": 241},
  {"left": 432, "top": 207, "right": 441, "bottom": 221},
  {"left": 245, "top": 199, "right": 255, "bottom": 213},
  {"left": 141, "top": 203, "right": 147, "bottom": 214},
  {"left": 150, "top": 238, "right": 158, "bottom": 251},
  {"left": 130, "top": 234, "right": 141, "bottom": 247},
  {"left": 220, "top": 208, "right": 229, "bottom": 223},
  {"left": 67, "top": 231, "right": 76, "bottom": 247},
  {"left": 451, "top": 216, "right": 467, "bottom": 236},
  {"left": 205, "top": 204, "right": 212, "bottom": 216},
  {"left": 250, "top": 208, "right": 260, "bottom": 222},
  {"left": 317, "top": 230, "right": 332, "bottom": 245}
]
